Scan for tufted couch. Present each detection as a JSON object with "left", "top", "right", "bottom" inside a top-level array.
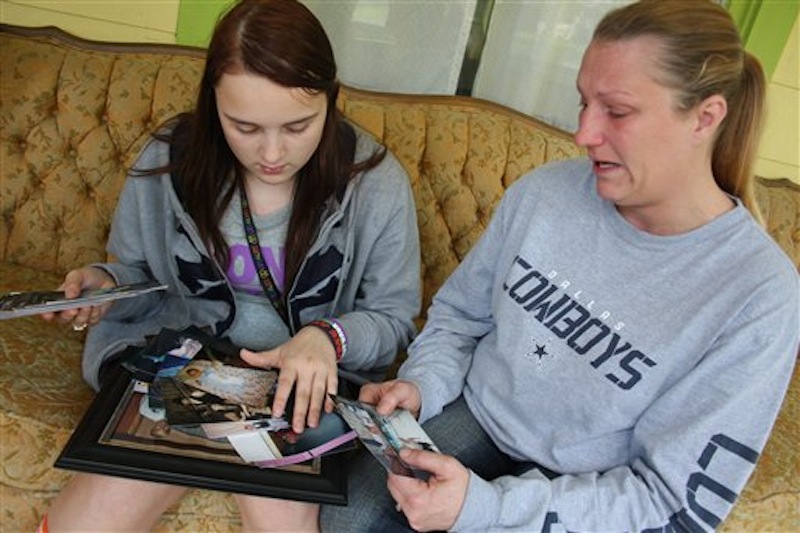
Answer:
[{"left": 1, "top": 24, "right": 798, "bottom": 532}]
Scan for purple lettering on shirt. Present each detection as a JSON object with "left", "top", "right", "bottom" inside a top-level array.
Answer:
[{"left": 227, "top": 243, "right": 286, "bottom": 295}]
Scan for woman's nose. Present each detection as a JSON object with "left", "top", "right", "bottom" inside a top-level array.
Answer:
[{"left": 574, "top": 111, "right": 602, "bottom": 148}]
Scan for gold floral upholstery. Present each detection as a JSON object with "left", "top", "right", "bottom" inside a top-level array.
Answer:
[
  {"left": 338, "top": 90, "right": 584, "bottom": 311},
  {"left": 1, "top": 24, "right": 797, "bottom": 532},
  {"left": 756, "top": 178, "right": 800, "bottom": 266},
  {"left": 1, "top": 29, "right": 205, "bottom": 275}
]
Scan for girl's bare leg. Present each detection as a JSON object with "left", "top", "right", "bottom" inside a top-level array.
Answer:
[
  {"left": 236, "top": 494, "right": 319, "bottom": 532},
  {"left": 47, "top": 473, "right": 187, "bottom": 531}
]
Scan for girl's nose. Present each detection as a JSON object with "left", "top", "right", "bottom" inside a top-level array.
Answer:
[{"left": 259, "top": 133, "right": 284, "bottom": 162}]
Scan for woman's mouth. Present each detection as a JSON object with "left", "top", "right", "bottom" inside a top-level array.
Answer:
[{"left": 592, "top": 159, "right": 622, "bottom": 175}]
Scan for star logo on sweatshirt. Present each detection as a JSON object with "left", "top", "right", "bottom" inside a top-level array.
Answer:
[
  {"left": 525, "top": 337, "right": 550, "bottom": 363},
  {"left": 532, "top": 344, "right": 548, "bottom": 360}
]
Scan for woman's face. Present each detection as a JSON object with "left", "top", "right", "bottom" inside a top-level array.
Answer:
[
  {"left": 215, "top": 72, "right": 327, "bottom": 193},
  {"left": 575, "top": 37, "right": 702, "bottom": 215}
]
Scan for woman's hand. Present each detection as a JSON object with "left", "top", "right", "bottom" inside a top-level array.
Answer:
[
  {"left": 388, "top": 448, "right": 469, "bottom": 532},
  {"left": 240, "top": 325, "right": 338, "bottom": 433},
  {"left": 41, "top": 266, "right": 117, "bottom": 330},
  {"left": 359, "top": 379, "right": 422, "bottom": 419}
]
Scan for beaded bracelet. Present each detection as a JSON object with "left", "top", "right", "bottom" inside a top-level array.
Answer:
[{"left": 309, "top": 318, "right": 348, "bottom": 362}]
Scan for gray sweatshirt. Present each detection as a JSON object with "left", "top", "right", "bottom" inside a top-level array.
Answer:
[
  {"left": 400, "top": 158, "right": 799, "bottom": 532},
  {"left": 81, "top": 126, "right": 421, "bottom": 390}
]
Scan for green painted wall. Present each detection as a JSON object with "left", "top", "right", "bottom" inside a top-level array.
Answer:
[
  {"left": 176, "top": 0, "right": 231, "bottom": 47},
  {"left": 730, "top": 0, "right": 799, "bottom": 79}
]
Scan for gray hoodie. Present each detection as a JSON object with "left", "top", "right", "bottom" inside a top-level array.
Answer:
[{"left": 82, "top": 126, "right": 421, "bottom": 390}]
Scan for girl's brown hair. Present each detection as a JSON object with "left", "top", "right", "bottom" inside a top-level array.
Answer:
[
  {"left": 147, "top": 0, "right": 384, "bottom": 292},
  {"left": 593, "top": 0, "right": 765, "bottom": 222}
]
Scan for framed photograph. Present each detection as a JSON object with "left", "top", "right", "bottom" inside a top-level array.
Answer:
[{"left": 55, "top": 365, "right": 348, "bottom": 505}]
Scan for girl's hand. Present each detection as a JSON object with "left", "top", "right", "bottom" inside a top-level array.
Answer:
[
  {"left": 41, "top": 267, "right": 117, "bottom": 330},
  {"left": 240, "top": 325, "right": 338, "bottom": 433}
]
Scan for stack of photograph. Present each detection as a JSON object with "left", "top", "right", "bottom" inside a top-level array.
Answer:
[{"left": 122, "top": 329, "right": 358, "bottom": 468}]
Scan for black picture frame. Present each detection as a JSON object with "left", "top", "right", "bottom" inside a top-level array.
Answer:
[{"left": 55, "top": 365, "right": 348, "bottom": 505}]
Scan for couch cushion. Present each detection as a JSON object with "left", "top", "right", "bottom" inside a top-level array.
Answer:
[
  {"left": 0, "top": 262, "right": 89, "bottom": 527},
  {"left": 0, "top": 263, "right": 92, "bottom": 426}
]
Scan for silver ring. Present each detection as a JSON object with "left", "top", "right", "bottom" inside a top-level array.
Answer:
[{"left": 72, "top": 323, "right": 88, "bottom": 332}]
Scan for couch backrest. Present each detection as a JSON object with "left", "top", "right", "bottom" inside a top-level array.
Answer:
[
  {"left": 337, "top": 87, "right": 582, "bottom": 307},
  {"left": 2, "top": 24, "right": 798, "bottom": 318},
  {"left": 1, "top": 26, "right": 206, "bottom": 276}
]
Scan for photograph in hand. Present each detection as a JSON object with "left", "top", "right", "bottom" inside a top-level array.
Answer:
[
  {"left": 0, "top": 281, "right": 167, "bottom": 320},
  {"left": 334, "top": 396, "right": 439, "bottom": 479}
]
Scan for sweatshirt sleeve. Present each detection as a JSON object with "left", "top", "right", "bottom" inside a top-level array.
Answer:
[
  {"left": 452, "top": 271, "right": 799, "bottom": 532},
  {"left": 91, "top": 143, "right": 170, "bottom": 322},
  {"left": 333, "top": 152, "right": 422, "bottom": 372}
]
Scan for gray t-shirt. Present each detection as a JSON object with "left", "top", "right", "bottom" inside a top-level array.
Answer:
[{"left": 220, "top": 188, "right": 291, "bottom": 351}]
